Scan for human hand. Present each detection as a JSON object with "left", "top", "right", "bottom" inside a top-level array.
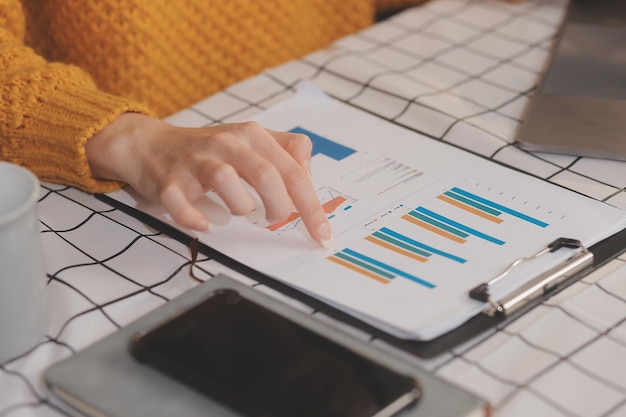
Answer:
[{"left": 85, "top": 113, "right": 333, "bottom": 249}]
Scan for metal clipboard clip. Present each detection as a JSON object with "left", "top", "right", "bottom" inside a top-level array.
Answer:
[{"left": 469, "top": 237, "right": 594, "bottom": 317}]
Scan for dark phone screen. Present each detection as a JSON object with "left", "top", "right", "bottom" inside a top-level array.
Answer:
[{"left": 129, "top": 289, "right": 419, "bottom": 417}]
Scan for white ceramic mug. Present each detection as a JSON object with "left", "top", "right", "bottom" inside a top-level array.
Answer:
[{"left": 0, "top": 162, "right": 48, "bottom": 363}]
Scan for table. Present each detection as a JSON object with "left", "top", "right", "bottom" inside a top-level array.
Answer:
[{"left": 2, "top": 0, "right": 626, "bottom": 416}]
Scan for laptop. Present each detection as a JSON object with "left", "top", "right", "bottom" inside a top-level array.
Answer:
[{"left": 516, "top": 0, "right": 626, "bottom": 160}]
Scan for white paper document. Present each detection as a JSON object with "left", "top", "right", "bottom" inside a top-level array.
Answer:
[{"left": 107, "top": 85, "right": 626, "bottom": 341}]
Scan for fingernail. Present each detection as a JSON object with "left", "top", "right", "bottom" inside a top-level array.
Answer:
[
  {"left": 317, "top": 221, "right": 334, "bottom": 250},
  {"left": 196, "top": 219, "right": 211, "bottom": 233}
]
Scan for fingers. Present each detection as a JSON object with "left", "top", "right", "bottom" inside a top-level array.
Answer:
[
  {"left": 193, "top": 158, "right": 255, "bottom": 216},
  {"left": 152, "top": 122, "right": 332, "bottom": 248},
  {"left": 236, "top": 124, "right": 333, "bottom": 248},
  {"left": 160, "top": 179, "right": 210, "bottom": 232},
  {"left": 200, "top": 122, "right": 332, "bottom": 248},
  {"left": 193, "top": 129, "right": 294, "bottom": 223}
]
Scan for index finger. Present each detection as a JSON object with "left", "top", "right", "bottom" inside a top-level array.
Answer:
[{"left": 258, "top": 129, "right": 333, "bottom": 249}]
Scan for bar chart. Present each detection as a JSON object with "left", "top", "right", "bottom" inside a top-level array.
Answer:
[{"left": 326, "top": 182, "right": 553, "bottom": 289}]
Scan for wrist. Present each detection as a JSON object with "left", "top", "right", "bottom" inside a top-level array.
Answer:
[{"left": 85, "top": 112, "right": 159, "bottom": 185}]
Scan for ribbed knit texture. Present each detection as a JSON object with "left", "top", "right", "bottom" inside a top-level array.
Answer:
[{"left": 1, "top": 0, "right": 424, "bottom": 193}]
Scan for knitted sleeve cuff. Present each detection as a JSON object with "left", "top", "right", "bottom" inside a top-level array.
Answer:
[{"left": 2, "top": 79, "right": 154, "bottom": 194}]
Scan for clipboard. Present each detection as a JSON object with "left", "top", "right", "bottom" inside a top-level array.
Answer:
[
  {"left": 95, "top": 84, "right": 626, "bottom": 358},
  {"left": 96, "top": 192, "right": 626, "bottom": 358}
]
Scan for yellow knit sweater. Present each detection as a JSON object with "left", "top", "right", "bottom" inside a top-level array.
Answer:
[{"left": 0, "top": 0, "right": 424, "bottom": 193}]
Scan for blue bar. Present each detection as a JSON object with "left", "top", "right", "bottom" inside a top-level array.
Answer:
[
  {"left": 372, "top": 231, "right": 432, "bottom": 258},
  {"left": 408, "top": 210, "right": 469, "bottom": 239},
  {"left": 450, "top": 187, "right": 548, "bottom": 228},
  {"left": 290, "top": 127, "right": 356, "bottom": 161},
  {"left": 343, "top": 248, "right": 435, "bottom": 288},
  {"left": 416, "top": 207, "right": 506, "bottom": 245},
  {"left": 380, "top": 227, "right": 467, "bottom": 263},
  {"left": 334, "top": 252, "right": 395, "bottom": 280},
  {"left": 443, "top": 191, "right": 502, "bottom": 216}
]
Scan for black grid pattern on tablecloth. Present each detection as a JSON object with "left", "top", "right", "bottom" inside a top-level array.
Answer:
[{"left": 2, "top": 1, "right": 626, "bottom": 416}]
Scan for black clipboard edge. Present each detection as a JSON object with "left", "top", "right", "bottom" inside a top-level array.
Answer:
[{"left": 96, "top": 193, "right": 626, "bottom": 358}]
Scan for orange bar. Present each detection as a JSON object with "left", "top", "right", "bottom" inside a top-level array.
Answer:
[
  {"left": 437, "top": 195, "right": 503, "bottom": 224},
  {"left": 327, "top": 256, "right": 390, "bottom": 284},
  {"left": 267, "top": 196, "right": 348, "bottom": 231},
  {"left": 322, "top": 196, "right": 347, "bottom": 214},
  {"left": 402, "top": 214, "right": 466, "bottom": 243},
  {"left": 365, "top": 236, "right": 428, "bottom": 262},
  {"left": 266, "top": 212, "right": 301, "bottom": 231}
]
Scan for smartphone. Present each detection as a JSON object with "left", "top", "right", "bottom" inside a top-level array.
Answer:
[{"left": 129, "top": 289, "right": 421, "bottom": 417}]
